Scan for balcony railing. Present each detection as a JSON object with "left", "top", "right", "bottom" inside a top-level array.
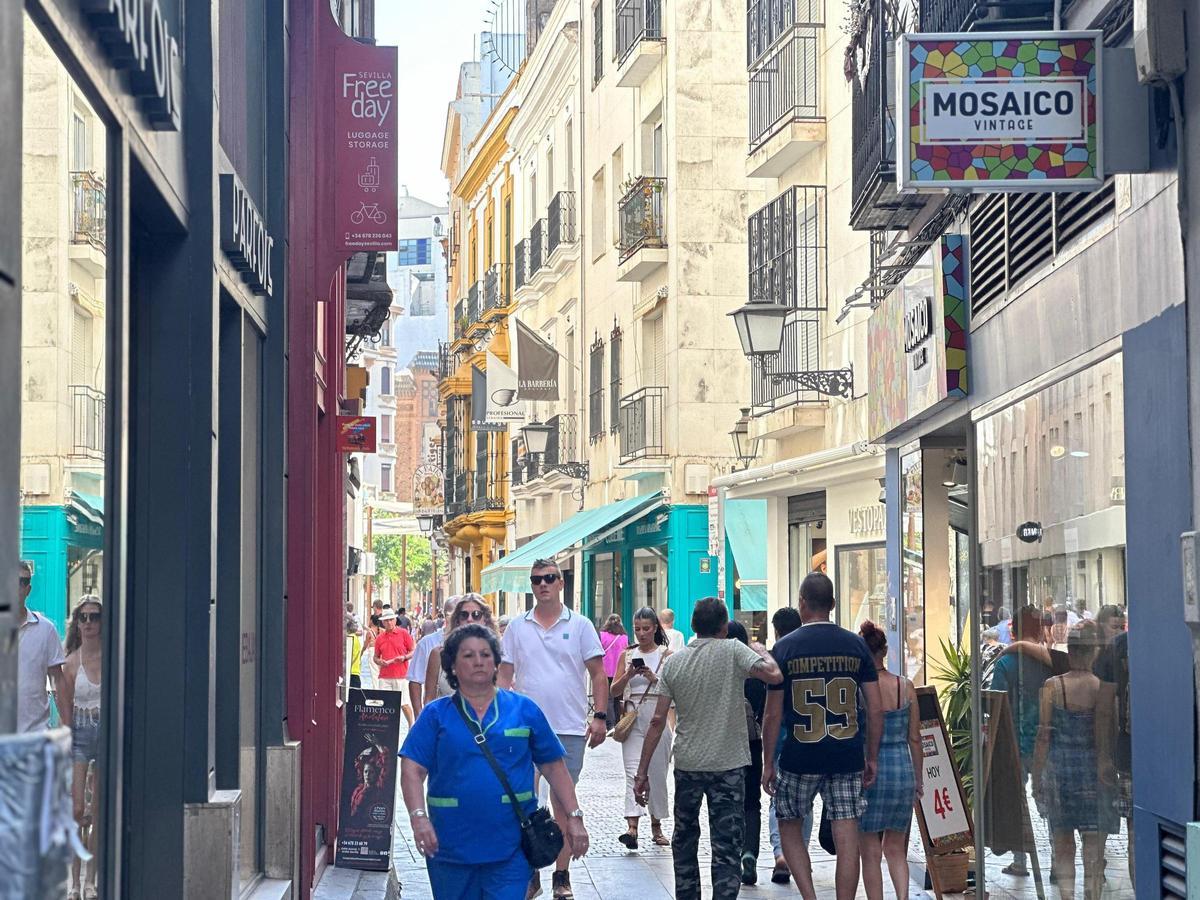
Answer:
[
  {"left": 438, "top": 341, "right": 452, "bottom": 379},
  {"left": 529, "top": 220, "right": 548, "bottom": 275},
  {"left": 848, "top": 0, "right": 923, "bottom": 231},
  {"left": 919, "top": 0, "right": 1053, "bottom": 33},
  {"left": 618, "top": 177, "right": 666, "bottom": 263},
  {"left": 544, "top": 414, "right": 579, "bottom": 469},
  {"left": 445, "top": 470, "right": 469, "bottom": 518},
  {"left": 616, "top": 0, "right": 663, "bottom": 65},
  {"left": 618, "top": 386, "right": 666, "bottom": 463},
  {"left": 470, "top": 470, "right": 505, "bottom": 512},
  {"left": 453, "top": 299, "right": 466, "bottom": 339},
  {"left": 70, "top": 385, "right": 105, "bottom": 459},
  {"left": 749, "top": 27, "right": 820, "bottom": 151},
  {"left": 467, "top": 281, "right": 481, "bottom": 324},
  {"left": 748, "top": 0, "right": 822, "bottom": 66},
  {"left": 514, "top": 238, "right": 530, "bottom": 291},
  {"left": 749, "top": 185, "right": 827, "bottom": 312},
  {"left": 547, "top": 192, "right": 577, "bottom": 257},
  {"left": 70, "top": 171, "right": 106, "bottom": 251},
  {"left": 484, "top": 263, "right": 509, "bottom": 312},
  {"left": 750, "top": 315, "right": 822, "bottom": 413}
]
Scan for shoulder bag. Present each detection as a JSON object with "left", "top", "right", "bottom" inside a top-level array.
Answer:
[
  {"left": 453, "top": 694, "right": 564, "bottom": 869},
  {"left": 611, "top": 653, "right": 664, "bottom": 743}
]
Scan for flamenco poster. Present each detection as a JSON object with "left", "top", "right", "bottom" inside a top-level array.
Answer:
[{"left": 335, "top": 689, "right": 404, "bottom": 870}]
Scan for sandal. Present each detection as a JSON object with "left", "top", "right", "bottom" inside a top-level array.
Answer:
[
  {"left": 618, "top": 829, "right": 639, "bottom": 850},
  {"left": 771, "top": 861, "right": 792, "bottom": 884},
  {"left": 650, "top": 830, "right": 670, "bottom": 846}
]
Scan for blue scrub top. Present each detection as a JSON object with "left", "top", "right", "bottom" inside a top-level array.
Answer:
[{"left": 401, "top": 689, "right": 565, "bottom": 865}]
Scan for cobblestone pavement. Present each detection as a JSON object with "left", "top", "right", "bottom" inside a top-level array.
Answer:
[{"left": 387, "top": 733, "right": 931, "bottom": 899}]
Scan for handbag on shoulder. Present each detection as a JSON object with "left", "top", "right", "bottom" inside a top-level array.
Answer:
[
  {"left": 453, "top": 694, "right": 564, "bottom": 868},
  {"left": 611, "top": 653, "right": 665, "bottom": 743}
]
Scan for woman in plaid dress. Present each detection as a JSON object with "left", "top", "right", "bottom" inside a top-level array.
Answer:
[{"left": 857, "top": 622, "right": 923, "bottom": 900}]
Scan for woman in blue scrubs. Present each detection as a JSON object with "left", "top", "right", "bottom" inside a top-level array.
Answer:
[{"left": 400, "top": 623, "right": 590, "bottom": 899}]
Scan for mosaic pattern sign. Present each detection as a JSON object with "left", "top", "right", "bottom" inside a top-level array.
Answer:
[
  {"left": 898, "top": 32, "right": 1102, "bottom": 191},
  {"left": 868, "top": 236, "right": 970, "bottom": 442}
]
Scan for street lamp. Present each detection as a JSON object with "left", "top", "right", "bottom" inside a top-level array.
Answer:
[
  {"left": 728, "top": 301, "right": 855, "bottom": 399},
  {"left": 729, "top": 408, "right": 757, "bottom": 469},
  {"left": 520, "top": 418, "right": 590, "bottom": 481},
  {"left": 416, "top": 512, "right": 435, "bottom": 534}
]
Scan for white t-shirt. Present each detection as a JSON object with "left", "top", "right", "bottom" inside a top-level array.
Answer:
[
  {"left": 408, "top": 630, "right": 445, "bottom": 685},
  {"left": 665, "top": 627, "right": 685, "bottom": 653},
  {"left": 18, "top": 610, "right": 66, "bottom": 733},
  {"left": 501, "top": 604, "right": 604, "bottom": 736}
]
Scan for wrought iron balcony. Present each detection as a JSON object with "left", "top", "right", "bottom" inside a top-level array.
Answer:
[
  {"left": 748, "top": 185, "right": 827, "bottom": 312},
  {"left": 547, "top": 192, "right": 577, "bottom": 257},
  {"left": 749, "top": 315, "right": 832, "bottom": 412},
  {"left": 919, "top": 0, "right": 1053, "bottom": 33},
  {"left": 618, "top": 386, "right": 666, "bottom": 463},
  {"left": 484, "top": 262, "right": 510, "bottom": 312},
  {"left": 467, "top": 281, "right": 482, "bottom": 324},
  {"left": 618, "top": 177, "right": 667, "bottom": 264},
  {"left": 445, "top": 469, "right": 469, "bottom": 519},
  {"left": 453, "top": 299, "right": 466, "bottom": 339},
  {"left": 616, "top": 0, "right": 663, "bottom": 64},
  {"left": 70, "top": 385, "right": 105, "bottom": 459},
  {"left": 848, "top": 0, "right": 924, "bottom": 231},
  {"left": 514, "top": 238, "right": 530, "bottom": 291},
  {"left": 749, "top": 26, "right": 821, "bottom": 152},
  {"left": 438, "top": 341, "right": 452, "bottom": 380},
  {"left": 470, "top": 470, "right": 505, "bottom": 512},
  {"left": 70, "top": 171, "right": 106, "bottom": 251},
  {"left": 747, "top": 0, "right": 822, "bottom": 66},
  {"left": 529, "top": 220, "right": 548, "bottom": 275}
]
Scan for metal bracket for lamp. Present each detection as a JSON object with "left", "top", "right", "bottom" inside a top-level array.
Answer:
[
  {"left": 543, "top": 460, "right": 590, "bottom": 481},
  {"left": 768, "top": 364, "right": 855, "bottom": 399}
]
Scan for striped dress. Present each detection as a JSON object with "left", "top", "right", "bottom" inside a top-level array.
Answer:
[{"left": 860, "top": 678, "right": 916, "bottom": 833}]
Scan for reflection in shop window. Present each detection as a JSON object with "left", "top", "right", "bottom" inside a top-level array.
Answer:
[
  {"left": 976, "top": 353, "right": 1132, "bottom": 898},
  {"left": 21, "top": 18, "right": 109, "bottom": 900},
  {"left": 836, "top": 543, "right": 887, "bottom": 633}
]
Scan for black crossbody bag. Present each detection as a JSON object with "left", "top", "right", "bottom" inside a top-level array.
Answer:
[{"left": 453, "top": 694, "right": 564, "bottom": 868}]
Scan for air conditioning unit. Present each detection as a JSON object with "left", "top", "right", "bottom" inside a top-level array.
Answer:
[
  {"left": 684, "top": 464, "right": 710, "bottom": 496},
  {"left": 1134, "top": 0, "right": 1186, "bottom": 84}
]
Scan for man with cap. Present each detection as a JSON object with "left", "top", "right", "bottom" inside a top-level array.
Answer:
[
  {"left": 374, "top": 608, "right": 416, "bottom": 725},
  {"left": 409, "top": 595, "right": 460, "bottom": 716}
]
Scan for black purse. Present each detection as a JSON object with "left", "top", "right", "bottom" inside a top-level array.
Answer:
[{"left": 453, "top": 694, "right": 565, "bottom": 869}]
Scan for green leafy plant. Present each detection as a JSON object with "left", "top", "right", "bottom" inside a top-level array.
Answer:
[{"left": 928, "top": 637, "right": 992, "bottom": 809}]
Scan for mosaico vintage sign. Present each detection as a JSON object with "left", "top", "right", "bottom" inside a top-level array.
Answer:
[
  {"left": 898, "top": 32, "right": 1102, "bottom": 191},
  {"left": 333, "top": 40, "right": 398, "bottom": 252}
]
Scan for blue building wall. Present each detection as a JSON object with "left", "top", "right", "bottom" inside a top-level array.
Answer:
[
  {"left": 20, "top": 505, "right": 100, "bottom": 632},
  {"left": 1123, "top": 305, "right": 1195, "bottom": 896}
]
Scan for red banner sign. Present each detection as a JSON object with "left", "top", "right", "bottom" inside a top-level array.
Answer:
[
  {"left": 333, "top": 41, "right": 398, "bottom": 252},
  {"left": 337, "top": 416, "right": 377, "bottom": 453}
]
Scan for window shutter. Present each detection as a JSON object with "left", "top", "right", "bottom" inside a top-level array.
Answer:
[{"left": 72, "top": 308, "right": 93, "bottom": 386}]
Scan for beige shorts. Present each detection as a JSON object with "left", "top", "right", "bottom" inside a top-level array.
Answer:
[{"left": 377, "top": 677, "right": 408, "bottom": 696}]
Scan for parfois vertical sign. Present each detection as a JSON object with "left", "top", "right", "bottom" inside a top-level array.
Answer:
[
  {"left": 899, "top": 32, "right": 1101, "bottom": 191},
  {"left": 334, "top": 41, "right": 398, "bottom": 251}
]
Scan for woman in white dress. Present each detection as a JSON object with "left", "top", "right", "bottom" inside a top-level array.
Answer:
[
  {"left": 610, "top": 606, "right": 673, "bottom": 849},
  {"left": 64, "top": 596, "right": 103, "bottom": 900}
]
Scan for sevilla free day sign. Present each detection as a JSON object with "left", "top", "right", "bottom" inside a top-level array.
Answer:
[
  {"left": 898, "top": 32, "right": 1102, "bottom": 192},
  {"left": 334, "top": 41, "right": 398, "bottom": 252}
]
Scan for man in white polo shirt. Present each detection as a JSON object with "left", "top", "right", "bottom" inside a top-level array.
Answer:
[
  {"left": 500, "top": 558, "right": 607, "bottom": 900},
  {"left": 17, "top": 560, "right": 71, "bottom": 733}
]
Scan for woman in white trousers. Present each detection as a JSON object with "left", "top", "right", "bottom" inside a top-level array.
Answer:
[{"left": 610, "top": 607, "right": 674, "bottom": 849}]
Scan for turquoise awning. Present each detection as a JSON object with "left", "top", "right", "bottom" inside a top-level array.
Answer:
[
  {"left": 481, "top": 492, "right": 665, "bottom": 594},
  {"left": 726, "top": 499, "right": 767, "bottom": 611}
]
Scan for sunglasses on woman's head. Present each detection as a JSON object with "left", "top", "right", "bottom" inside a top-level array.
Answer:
[
  {"left": 77, "top": 612, "right": 101, "bottom": 623},
  {"left": 458, "top": 608, "right": 486, "bottom": 621},
  {"left": 529, "top": 573, "right": 559, "bottom": 586}
]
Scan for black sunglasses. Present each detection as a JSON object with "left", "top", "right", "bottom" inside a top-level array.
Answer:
[
  {"left": 529, "top": 573, "right": 560, "bottom": 586},
  {"left": 457, "top": 608, "right": 486, "bottom": 621},
  {"left": 19, "top": 577, "right": 30, "bottom": 587},
  {"left": 77, "top": 612, "right": 101, "bottom": 623}
]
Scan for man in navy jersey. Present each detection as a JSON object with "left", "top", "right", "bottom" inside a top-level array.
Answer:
[{"left": 761, "top": 572, "right": 883, "bottom": 900}]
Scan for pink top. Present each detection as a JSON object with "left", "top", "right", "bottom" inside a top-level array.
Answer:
[{"left": 599, "top": 632, "right": 628, "bottom": 678}]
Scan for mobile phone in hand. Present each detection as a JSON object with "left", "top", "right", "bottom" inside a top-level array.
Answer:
[{"left": 630, "top": 658, "right": 646, "bottom": 669}]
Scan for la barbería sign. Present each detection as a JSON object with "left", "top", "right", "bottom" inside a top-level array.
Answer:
[{"left": 81, "top": 0, "right": 182, "bottom": 130}]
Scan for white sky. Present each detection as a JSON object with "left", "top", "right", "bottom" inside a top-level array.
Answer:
[{"left": 376, "top": 0, "right": 488, "bottom": 207}]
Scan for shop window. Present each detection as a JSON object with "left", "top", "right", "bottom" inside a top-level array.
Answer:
[
  {"left": 975, "top": 353, "right": 1130, "bottom": 897},
  {"left": 633, "top": 546, "right": 666, "bottom": 611},
  {"left": 835, "top": 543, "right": 886, "bottom": 633},
  {"left": 900, "top": 450, "right": 925, "bottom": 684},
  {"left": 591, "top": 552, "right": 621, "bottom": 629}
]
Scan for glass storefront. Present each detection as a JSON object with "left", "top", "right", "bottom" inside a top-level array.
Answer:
[
  {"left": 633, "top": 545, "right": 667, "bottom": 611},
  {"left": 591, "top": 551, "right": 621, "bottom": 630},
  {"left": 975, "top": 353, "right": 1131, "bottom": 897},
  {"left": 836, "top": 543, "right": 887, "bottom": 632},
  {"left": 901, "top": 450, "right": 926, "bottom": 684},
  {"left": 19, "top": 21, "right": 109, "bottom": 896}
]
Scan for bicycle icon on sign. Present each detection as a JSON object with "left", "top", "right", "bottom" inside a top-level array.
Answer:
[{"left": 350, "top": 202, "right": 387, "bottom": 226}]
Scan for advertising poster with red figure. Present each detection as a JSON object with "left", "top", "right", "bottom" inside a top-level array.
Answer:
[
  {"left": 336, "top": 690, "right": 404, "bottom": 870},
  {"left": 334, "top": 40, "right": 398, "bottom": 252}
]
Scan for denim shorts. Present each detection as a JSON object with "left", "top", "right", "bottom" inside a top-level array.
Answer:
[{"left": 72, "top": 715, "right": 101, "bottom": 763}]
